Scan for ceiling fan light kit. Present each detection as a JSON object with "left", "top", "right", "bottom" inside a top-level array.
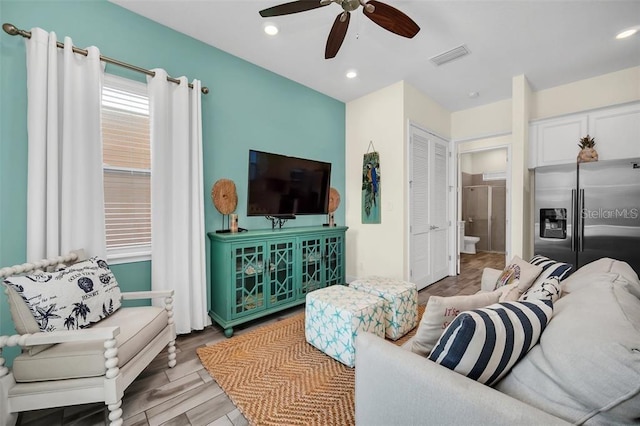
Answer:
[{"left": 259, "top": 0, "right": 420, "bottom": 59}]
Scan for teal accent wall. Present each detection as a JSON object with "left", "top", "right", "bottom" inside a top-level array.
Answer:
[{"left": 0, "top": 0, "right": 345, "bottom": 365}]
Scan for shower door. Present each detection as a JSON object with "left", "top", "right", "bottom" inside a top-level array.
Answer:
[
  {"left": 491, "top": 186, "right": 506, "bottom": 252},
  {"left": 462, "top": 186, "right": 490, "bottom": 251}
]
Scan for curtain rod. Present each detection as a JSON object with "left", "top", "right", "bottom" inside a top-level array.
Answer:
[{"left": 2, "top": 23, "right": 209, "bottom": 94}]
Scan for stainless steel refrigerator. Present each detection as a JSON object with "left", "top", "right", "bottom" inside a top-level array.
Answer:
[{"left": 534, "top": 158, "right": 640, "bottom": 273}]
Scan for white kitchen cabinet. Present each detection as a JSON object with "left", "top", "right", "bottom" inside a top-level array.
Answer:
[
  {"left": 587, "top": 103, "right": 640, "bottom": 160},
  {"left": 534, "top": 115, "right": 588, "bottom": 167},
  {"left": 529, "top": 102, "right": 640, "bottom": 168}
]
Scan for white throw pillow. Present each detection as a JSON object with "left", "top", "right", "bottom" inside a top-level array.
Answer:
[
  {"left": 3, "top": 257, "right": 122, "bottom": 332},
  {"left": 494, "top": 256, "right": 542, "bottom": 295},
  {"left": 428, "top": 299, "right": 554, "bottom": 386},
  {"left": 410, "top": 291, "right": 500, "bottom": 357}
]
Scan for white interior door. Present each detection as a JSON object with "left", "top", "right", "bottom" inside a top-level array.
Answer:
[
  {"left": 410, "top": 130, "right": 431, "bottom": 289},
  {"left": 430, "top": 138, "right": 449, "bottom": 282},
  {"left": 410, "top": 125, "right": 450, "bottom": 288}
]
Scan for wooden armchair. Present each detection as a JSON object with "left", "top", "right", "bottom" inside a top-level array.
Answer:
[{"left": 0, "top": 250, "right": 177, "bottom": 426}]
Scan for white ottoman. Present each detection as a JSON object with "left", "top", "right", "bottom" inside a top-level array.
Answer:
[
  {"left": 305, "top": 285, "right": 385, "bottom": 367},
  {"left": 349, "top": 276, "right": 418, "bottom": 340}
]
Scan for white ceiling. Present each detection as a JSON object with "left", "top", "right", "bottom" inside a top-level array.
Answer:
[{"left": 110, "top": 0, "right": 640, "bottom": 111}]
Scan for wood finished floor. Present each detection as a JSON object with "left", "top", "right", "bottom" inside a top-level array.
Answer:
[{"left": 17, "top": 252, "right": 505, "bottom": 426}]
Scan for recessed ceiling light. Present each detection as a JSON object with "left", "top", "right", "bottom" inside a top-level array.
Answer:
[
  {"left": 468, "top": 91, "right": 479, "bottom": 98},
  {"left": 264, "top": 24, "right": 279, "bottom": 36},
  {"left": 616, "top": 26, "right": 638, "bottom": 39},
  {"left": 346, "top": 70, "right": 357, "bottom": 79}
]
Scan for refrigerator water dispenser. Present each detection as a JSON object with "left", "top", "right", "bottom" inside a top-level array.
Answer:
[{"left": 540, "top": 208, "right": 567, "bottom": 239}]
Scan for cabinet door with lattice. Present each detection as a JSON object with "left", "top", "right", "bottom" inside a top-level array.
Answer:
[
  {"left": 230, "top": 242, "right": 267, "bottom": 319},
  {"left": 324, "top": 233, "right": 345, "bottom": 286},
  {"left": 266, "top": 238, "right": 297, "bottom": 308},
  {"left": 299, "top": 236, "right": 323, "bottom": 295}
]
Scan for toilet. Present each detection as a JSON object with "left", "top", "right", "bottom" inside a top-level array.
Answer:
[
  {"left": 462, "top": 236, "right": 480, "bottom": 254},
  {"left": 458, "top": 221, "right": 480, "bottom": 254}
]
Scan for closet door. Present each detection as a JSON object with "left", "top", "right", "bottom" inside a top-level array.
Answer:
[
  {"left": 429, "top": 137, "right": 449, "bottom": 283},
  {"left": 409, "top": 125, "right": 450, "bottom": 288},
  {"left": 410, "top": 129, "right": 431, "bottom": 289}
]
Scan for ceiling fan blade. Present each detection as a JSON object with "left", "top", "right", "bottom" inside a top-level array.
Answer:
[
  {"left": 363, "top": 0, "right": 420, "bottom": 38},
  {"left": 325, "top": 12, "right": 351, "bottom": 59},
  {"left": 259, "top": 0, "right": 329, "bottom": 17}
]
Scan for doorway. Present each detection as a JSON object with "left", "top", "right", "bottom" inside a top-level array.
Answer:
[{"left": 458, "top": 148, "right": 508, "bottom": 274}]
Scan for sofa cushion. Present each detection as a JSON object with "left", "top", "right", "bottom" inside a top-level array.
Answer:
[
  {"left": 519, "top": 277, "right": 562, "bottom": 303},
  {"left": 562, "top": 257, "right": 640, "bottom": 298},
  {"left": 12, "top": 306, "right": 168, "bottom": 382},
  {"left": 428, "top": 300, "right": 553, "bottom": 386},
  {"left": 495, "top": 272, "right": 640, "bottom": 424},
  {"left": 3, "top": 257, "right": 122, "bottom": 333},
  {"left": 411, "top": 291, "right": 500, "bottom": 357},
  {"left": 494, "top": 256, "right": 542, "bottom": 294}
]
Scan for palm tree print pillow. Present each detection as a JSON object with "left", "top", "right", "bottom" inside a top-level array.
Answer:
[{"left": 3, "top": 256, "right": 122, "bottom": 332}]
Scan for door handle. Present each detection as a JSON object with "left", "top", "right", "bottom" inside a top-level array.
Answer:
[
  {"left": 579, "top": 189, "right": 585, "bottom": 252},
  {"left": 571, "top": 189, "right": 576, "bottom": 251},
  {"left": 430, "top": 225, "right": 439, "bottom": 230}
]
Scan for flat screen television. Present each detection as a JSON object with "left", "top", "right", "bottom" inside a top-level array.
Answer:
[{"left": 247, "top": 150, "right": 331, "bottom": 217}]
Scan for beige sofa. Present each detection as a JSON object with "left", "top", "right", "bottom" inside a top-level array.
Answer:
[{"left": 355, "top": 258, "right": 640, "bottom": 425}]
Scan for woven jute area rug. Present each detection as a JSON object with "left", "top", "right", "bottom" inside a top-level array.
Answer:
[{"left": 197, "top": 305, "right": 424, "bottom": 426}]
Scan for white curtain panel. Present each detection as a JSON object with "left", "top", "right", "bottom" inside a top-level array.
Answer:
[
  {"left": 147, "top": 69, "right": 207, "bottom": 334},
  {"left": 25, "top": 28, "right": 106, "bottom": 261}
]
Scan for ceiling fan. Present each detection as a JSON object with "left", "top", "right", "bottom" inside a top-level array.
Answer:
[{"left": 259, "top": 0, "right": 420, "bottom": 59}]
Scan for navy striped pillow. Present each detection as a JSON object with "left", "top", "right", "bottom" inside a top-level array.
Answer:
[
  {"left": 529, "top": 255, "right": 573, "bottom": 281},
  {"left": 428, "top": 300, "right": 553, "bottom": 386}
]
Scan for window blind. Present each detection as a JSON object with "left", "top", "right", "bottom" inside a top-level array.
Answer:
[{"left": 102, "top": 74, "right": 151, "bottom": 251}]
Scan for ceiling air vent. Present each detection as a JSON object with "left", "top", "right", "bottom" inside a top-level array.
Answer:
[{"left": 429, "top": 44, "right": 470, "bottom": 66}]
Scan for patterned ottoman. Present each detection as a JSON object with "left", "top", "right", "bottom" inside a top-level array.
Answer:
[
  {"left": 349, "top": 276, "right": 418, "bottom": 340},
  {"left": 305, "top": 285, "right": 385, "bottom": 367}
]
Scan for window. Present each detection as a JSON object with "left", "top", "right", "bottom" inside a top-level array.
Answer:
[{"left": 102, "top": 74, "right": 151, "bottom": 263}]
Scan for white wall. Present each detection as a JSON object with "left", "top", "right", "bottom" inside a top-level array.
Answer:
[
  {"left": 466, "top": 149, "right": 508, "bottom": 174},
  {"left": 451, "top": 99, "right": 512, "bottom": 141},
  {"left": 345, "top": 81, "right": 451, "bottom": 281},
  {"left": 345, "top": 82, "right": 405, "bottom": 281},
  {"left": 460, "top": 154, "right": 473, "bottom": 174},
  {"left": 404, "top": 83, "right": 452, "bottom": 139},
  {"left": 511, "top": 75, "right": 533, "bottom": 260},
  {"left": 532, "top": 66, "right": 640, "bottom": 120}
]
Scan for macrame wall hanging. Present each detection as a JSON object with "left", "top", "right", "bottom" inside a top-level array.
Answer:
[{"left": 362, "top": 141, "right": 381, "bottom": 224}]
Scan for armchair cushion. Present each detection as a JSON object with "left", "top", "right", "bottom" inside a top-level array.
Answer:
[
  {"left": 3, "top": 257, "right": 122, "bottom": 333},
  {"left": 12, "top": 306, "right": 167, "bottom": 382}
]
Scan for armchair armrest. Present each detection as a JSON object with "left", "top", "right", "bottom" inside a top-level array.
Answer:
[
  {"left": 1, "top": 326, "right": 120, "bottom": 349},
  {"left": 121, "top": 289, "right": 174, "bottom": 300},
  {"left": 22, "top": 326, "right": 120, "bottom": 346}
]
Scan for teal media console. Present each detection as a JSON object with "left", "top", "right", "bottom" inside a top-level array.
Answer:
[{"left": 207, "top": 226, "right": 347, "bottom": 337}]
